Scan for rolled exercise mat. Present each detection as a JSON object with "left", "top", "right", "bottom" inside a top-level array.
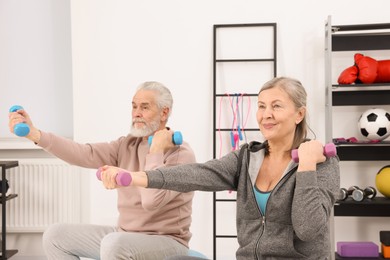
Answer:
[{"left": 337, "top": 241, "right": 379, "bottom": 257}]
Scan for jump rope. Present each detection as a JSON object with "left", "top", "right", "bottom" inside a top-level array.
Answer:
[{"left": 218, "top": 93, "right": 251, "bottom": 159}]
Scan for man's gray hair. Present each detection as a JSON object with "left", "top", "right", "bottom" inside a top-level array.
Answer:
[{"left": 137, "top": 81, "right": 173, "bottom": 117}]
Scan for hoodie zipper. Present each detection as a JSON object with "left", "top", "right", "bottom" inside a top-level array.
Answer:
[
  {"left": 251, "top": 185, "right": 264, "bottom": 260},
  {"left": 252, "top": 164, "right": 298, "bottom": 259},
  {"left": 254, "top": 215, "right": 266, "bottom": 260}
]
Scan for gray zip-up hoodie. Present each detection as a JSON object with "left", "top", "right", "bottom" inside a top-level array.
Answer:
[{"left": 147, "top": 141, "right": 340, "bottom": 259}]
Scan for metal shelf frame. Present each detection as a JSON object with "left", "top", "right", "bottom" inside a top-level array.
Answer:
[
  {"left": 325, "top": 15, "right": 390, "bottom": 260},
  {"left": 212, "top": 23, "right": 277, "bottom": 260}
]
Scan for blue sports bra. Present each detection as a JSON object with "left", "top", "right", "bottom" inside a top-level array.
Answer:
[{"left": 254, "top": 185, "right": 271, "bottom": 214}]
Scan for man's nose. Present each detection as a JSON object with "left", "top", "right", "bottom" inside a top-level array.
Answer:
[{"left": 132, "top": 108, "right": 142, "bottom": 117}]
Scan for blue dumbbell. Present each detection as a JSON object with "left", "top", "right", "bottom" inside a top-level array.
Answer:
[
  {"left": 9, "top": 105, "right": 30, "bottom": 137},
  {"left": 148, "top": 131, "right": 183, "bottom": 146}
]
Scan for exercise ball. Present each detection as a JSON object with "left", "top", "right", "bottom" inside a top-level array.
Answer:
[
  {"left": 376, "top": 165, "right": 390, "bottom": 198},
  {"left": 188, "top": 249, "right": 208, "bottom": 259}
]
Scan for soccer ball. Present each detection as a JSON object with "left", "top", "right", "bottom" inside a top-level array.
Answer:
[{"left": 358, "top": 108, "right": 390, "bottom": 141}]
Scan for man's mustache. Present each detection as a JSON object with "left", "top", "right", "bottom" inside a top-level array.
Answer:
[{"left": 133, "top": 119, "right": 146, "bottom": 124}]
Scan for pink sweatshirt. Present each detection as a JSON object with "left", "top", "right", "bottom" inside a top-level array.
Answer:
[{"left": 37, "top": 131, "right": 196, "bottom": 247}]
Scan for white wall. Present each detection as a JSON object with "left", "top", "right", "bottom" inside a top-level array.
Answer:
[
  {"left": 0, "top": 0, "right": 73, "bottom": 139},
  {"left": 2, "top": 0, "right": 390, "bottom": 258},
  {"left": 0, "top": 1, "right": 74, "bottom": 259}
]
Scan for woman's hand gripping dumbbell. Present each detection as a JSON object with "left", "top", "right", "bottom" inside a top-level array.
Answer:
[
  {"left": 97, "top": 166, "right": 149, "bottom": 189},
  {"left": 291, "top": 142, "right": 337, "bottom": 163},
  {"left": 96, "top": 129, "right": 182, "bottom": 188},
  {"left": 96, "top": 166, "right": 132, "bottom": 187}
]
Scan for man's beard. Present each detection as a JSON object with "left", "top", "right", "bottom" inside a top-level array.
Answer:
[{"left": 130, "top": 118, "right": 160, "bottom": 137}]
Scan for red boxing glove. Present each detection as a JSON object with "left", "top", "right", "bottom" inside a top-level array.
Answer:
[
  {"left": 338, "top": 65, "right": 358, "bottom": 84},
  {"left": 355, "top": 53, "right": 378, "bottom": 84},
  {"left": 376, "top": 60, "right": 390, "bottom": 83}
]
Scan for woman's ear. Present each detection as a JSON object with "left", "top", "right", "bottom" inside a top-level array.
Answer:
[{"left": 296, "top": 106, "right": 306, "bottom": 125}]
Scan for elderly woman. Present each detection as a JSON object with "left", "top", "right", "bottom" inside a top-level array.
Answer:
[{"left": 100, "top": 77, "right": 340, "bottom": 259}]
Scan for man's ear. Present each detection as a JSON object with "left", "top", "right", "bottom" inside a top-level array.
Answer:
[
  {"left": 296, "top": 106, "right": 306, "bottom": 125},
  {"left": 160, "top": 107, "right": 170, "bottom": 122}
]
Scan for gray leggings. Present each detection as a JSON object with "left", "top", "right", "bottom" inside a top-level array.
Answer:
[{"left": 42, "top": 223, "right": 189, "bottom": 260}]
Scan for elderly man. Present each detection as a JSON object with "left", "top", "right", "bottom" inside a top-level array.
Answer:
[{"left": 8, "top": 81, "right": 196, "bottom": 260}]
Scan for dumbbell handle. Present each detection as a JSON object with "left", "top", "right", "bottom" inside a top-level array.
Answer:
[
  {"left": 9, "top": 105, "right": 30, "bottom": 137},
  {"left": 96, "top": 168, "right": 132, "bottom": 186},
  {"left": 352, "top": 186, "right": 376, "bottom": 202},
  {"left": 339, "top": 186, "right": 360, "bottom": 201},
  {"left": 148, "top": 131, "right": 183, "bottom": 146},
  {"left": 291, "top": 143, "right": 337, "bottom": 163}
]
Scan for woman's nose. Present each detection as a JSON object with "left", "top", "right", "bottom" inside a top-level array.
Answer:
[{"left": 263, "top": 107, "right": 273, "bottom": 118}]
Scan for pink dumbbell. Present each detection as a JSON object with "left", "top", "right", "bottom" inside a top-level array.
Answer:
[
  {"left": 291, "top": 143, "right": 337, "bottom": 163},
  {"left": 96, "top": 168, "right": 132, "bottom": 186}
]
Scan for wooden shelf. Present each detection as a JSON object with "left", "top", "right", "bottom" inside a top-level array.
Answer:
[
  {"left": 332, "top": 33, "right": 390, "bottom": 51},
  {"left": 0, "top": 161, "right": 18, "bottom": 170},
  {"left": 335, "top": 252, "right": 385, "bottom": 260},
  {"left": 1, "top": 249, "right": 19, "bottom": 259},
  {"left": 335, "top": 197, "right": 390, "bottom": 217},
  {"left": 331, "top": 23, "right": 390, "bottom": 52},
  {"left": 334, "top": 143, "right": 390, "bottom": 161},
  {"left": 332, "top": 85, "right": 390, "bottom": 106},
  {"left": 333, "top": 23, "right": 390, "bottom": 32},
  {"left": 0, "top": 194, "right": 18, "bottom": 204}
]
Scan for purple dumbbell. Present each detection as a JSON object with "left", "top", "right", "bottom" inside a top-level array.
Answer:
[
  {"left": 291, "top": 143, "right": 337, "bottom": 163},
  {"left": 96, "top": 168, "right": 132, "bottom": 186}
]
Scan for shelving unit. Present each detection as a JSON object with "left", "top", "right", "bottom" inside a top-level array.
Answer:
[
  {"left": 0, "top": 161, "right": 19, "bottom": 259},
  {"left": 212, "top": 23, "right": 277, "bottom": 260},
  {"left": 325, "top": 15, "right": 390, "bottom": 259},
  {"left": 335, "top": 253, "right": 386, "bottom": 260}
]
